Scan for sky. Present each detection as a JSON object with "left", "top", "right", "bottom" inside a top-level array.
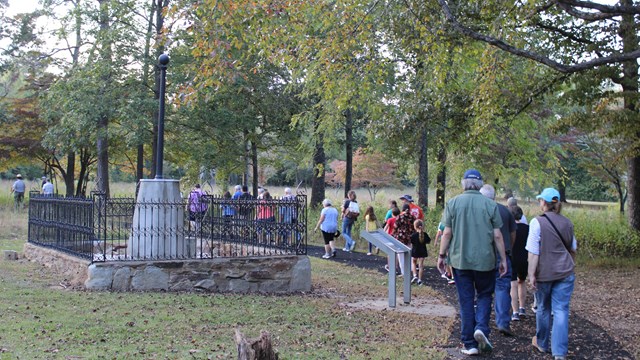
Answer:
[{"left": 6, "top": 0, "right": 39, "bottom": 16}]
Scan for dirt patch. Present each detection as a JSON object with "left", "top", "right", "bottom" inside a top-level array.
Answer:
[
  {"left": 572, "top": 267, "right": 640, "bottom": 359},
  {"left": 342, "top": 297, "right": 457, "bottom": 317}
]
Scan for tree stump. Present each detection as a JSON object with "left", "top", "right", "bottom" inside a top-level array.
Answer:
[{"left": 235, "top": 328, "right": 278, "bottom": 360}]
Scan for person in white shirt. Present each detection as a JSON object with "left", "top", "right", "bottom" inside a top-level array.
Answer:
[{"left": 42, "top": 179, "right": 54, "bottom": 196}]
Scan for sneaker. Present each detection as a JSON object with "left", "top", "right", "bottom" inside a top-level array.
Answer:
[
  {"left": 332, "top": 250, "right": 337, "bottom": 258},
  {"left": 342, "top": 247, "right": 348, "bottom": 252},
  {"left": 322, "top": 253, "right": 330, "bottom": 259},
  {"left": 349, "top": 242, "right": 356, "bottom": 251},
  {"left": 473, "top": 330, "right": 492, "bottom": 353},
  {"left": 384, "top": 264, "right": 390, "bottom": 272},
  {"left": 417, "top": 280, "right": 423, "bottom": 286},
  {"left": 498, "top": 327, "right": 514, "bottom": 337},
  {"left": 532, "top": 336, "right": 548, "bottom": 353},
  {"left": 441, "top": 273, "right": 449, "bottom": 279},
  {"left": 511, "top": 312, "right": 520, "bottom": 321},
  {"left": 411, "top": 276, "right": 418, "bottom": 284},
  {"left": 448, "top": 278, "right": 456, "bottom": 285},
  {"left": 531, "top": 305, "right": 537, "bottom": 314},
  {"left": 518, "top": 307, "right": 526, "bottom": 317},
  {"left": 366, "top": 252, "right": 372, "bottom": 256},
  {"left": 460, "top": 347, "right": 479, "bottom": 356}
]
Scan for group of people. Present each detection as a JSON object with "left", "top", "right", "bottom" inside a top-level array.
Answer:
[
  {"left": 437, "top": 169, "right": 577, "bottom": 360},
  {"left": 314, "top": 191, "right": 434, "bottom": 286},
  {"left": 10, "top": 174, "right": 54, "bottom": 210},
  {"left": 187, "top": 184, "right": 300, "bottom": 245}
]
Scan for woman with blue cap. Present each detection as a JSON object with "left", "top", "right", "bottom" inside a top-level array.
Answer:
[{"left": 526, "top": 188, "right": 578, "bottom": 360}]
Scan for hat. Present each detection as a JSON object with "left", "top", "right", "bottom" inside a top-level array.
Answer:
[
  {"left": 16, "top": 174, "right": 22, "bottom": 179},
  {"left": 463, "top": 169, "right": 482, "bottom": 180},
  {"left": 399, "top": 194, "right": 414, "bottom": 202},
  {"left": 536, "top": 188, "right": 560, "bottom": 203}
]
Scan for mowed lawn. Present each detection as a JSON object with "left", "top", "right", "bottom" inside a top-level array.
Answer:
[{"left": 0, "top": 232, "right": 452, "bottom": 359}]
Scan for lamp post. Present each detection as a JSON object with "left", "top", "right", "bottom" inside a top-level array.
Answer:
[{"left": 155, "top": 53, "right": 169, "bottom": 179}]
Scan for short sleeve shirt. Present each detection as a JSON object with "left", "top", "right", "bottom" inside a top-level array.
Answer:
[
  {"left": 320, "top": 207, "right": 339, "bottom": 233},
  {"left": 442, "top": 190, "right": 503, "bottom": 271}
]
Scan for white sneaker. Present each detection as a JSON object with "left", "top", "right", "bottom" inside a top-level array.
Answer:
[
  {"left": 321, "top": 254, "right": 330, "bottom": 259},
  {"left": 461, "top": 347, "right": 479, "bottom": 355},
  {"left": 474, "top": 329, "right": 492, "bottom": 353},
  {"left": 411, "top": 276, "right": 418, "bottom": 284}
]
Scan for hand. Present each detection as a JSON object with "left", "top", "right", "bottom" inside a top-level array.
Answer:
[
  {"left": 437, "top": 257, "right": 447, "bottom": 274},
  {"left": 498, "top": 259, "right": 507, "bottom": 277},
  {"left": 529, "top": 275, "right": 537, "bottom": 290}
]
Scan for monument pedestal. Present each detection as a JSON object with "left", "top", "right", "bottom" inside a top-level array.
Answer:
[{"left": 128, "top": 179, "right": 192, "bottom": 259}]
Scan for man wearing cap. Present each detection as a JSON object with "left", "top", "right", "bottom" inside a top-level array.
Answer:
[
  {"left": 438, "top": 169, "right": 508, "bottom": 356},
  {"left": 11, "top": 174, "right": 26, "bottom": 210},
  {"left": 526, "top": 188, "right": 577, "bottom": 360},
  {"left": 400, "top": 194, "right": 424, "bottom": 220}
]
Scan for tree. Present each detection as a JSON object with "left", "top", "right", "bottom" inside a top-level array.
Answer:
[
  {"left": 328, "top": 149, "right": 400, "bottom": 201},
  {"left": 432, "top": 0, "right": 640, "bottom": 230}
]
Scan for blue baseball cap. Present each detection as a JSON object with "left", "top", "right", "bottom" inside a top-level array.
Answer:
[
  {"left": 463, "top": 169, "right": 482, "bottom": 180},
  {"left": 536, "top": 188, "right": 560, "bottom": 203}
]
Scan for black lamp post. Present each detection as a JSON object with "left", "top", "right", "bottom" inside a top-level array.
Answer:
[{"left": 155, "top": 53, "right": 170, "bottom": 179}]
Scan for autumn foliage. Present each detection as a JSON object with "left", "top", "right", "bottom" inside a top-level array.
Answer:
[{"left": 326, "top": 149, "right": 400, "bottom": 200}]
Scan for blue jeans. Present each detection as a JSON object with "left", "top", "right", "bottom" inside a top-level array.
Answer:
[
  {"left": 495, "top": 256, "right": 513, "bottom": 330},
  {"left": 342, "top": 218, "right": 354, "bottom": 249},
  {"left": 453, "top": 268, "right": 496, "bottom": 349},
  {"left": 535, "top": 273, "right": 575, "bottom": 357}
]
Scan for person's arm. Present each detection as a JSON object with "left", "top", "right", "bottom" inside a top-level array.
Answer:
[
  {"left": 528, "top": 252, "right": 539, "bottom": 290},
  {"left": 314, "top": 213, "right": 326, "bottom": 232},
  {"left": 437, "top": 227, "right": 453, "bottom": 274},
  {"left": 493, "top": 228, "right": 507, "bottom": 276}
]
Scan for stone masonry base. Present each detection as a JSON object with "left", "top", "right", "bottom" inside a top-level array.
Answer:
[{"left": 23, "top": 243, "right": 311, "bottom": 293}]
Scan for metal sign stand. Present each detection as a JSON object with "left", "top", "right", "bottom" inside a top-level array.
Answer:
[{"left": 360, "top": 229, "right": 411, "bottom": 308}]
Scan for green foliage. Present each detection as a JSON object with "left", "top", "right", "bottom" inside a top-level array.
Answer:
[{"left": 568, "top": 207, "right": 640, "bottom": 259}]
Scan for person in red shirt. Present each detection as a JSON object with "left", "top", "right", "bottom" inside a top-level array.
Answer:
[{"left": 400, "top": 194, "right": 424, "bottom": 220}]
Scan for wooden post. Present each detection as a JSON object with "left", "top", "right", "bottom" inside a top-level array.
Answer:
[{"left": 235, "top": 328, "right": 278, "bottom": 360}]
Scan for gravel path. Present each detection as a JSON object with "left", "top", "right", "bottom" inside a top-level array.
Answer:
[{"left": 307, "top": 245, "right": 634, "bottom": 359}]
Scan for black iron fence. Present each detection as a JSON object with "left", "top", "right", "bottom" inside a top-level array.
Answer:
[{"left": 28, "top": 192, "right": 307, "bottom": 262}]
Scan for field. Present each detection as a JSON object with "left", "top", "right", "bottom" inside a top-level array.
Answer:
[{"left": 1, "top": 181, "right": 639, "bottom": 358}]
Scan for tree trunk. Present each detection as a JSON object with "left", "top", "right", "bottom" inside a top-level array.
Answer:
[
  {"left": 310, "top": 130, "right": 325, "bottom": 208},
  {"left": 344, "top": 109, "right": 353, "bottom": 197},
  {"left": 436, "top": 141, "right": 446, "bottom": 209},
  {"left": 65, "top": 151, "right": 76, "bottom": 196},
  {"left": 620, "top": 0, "right": 640, "bottom": 231},
  {"left": 95, "top": 0, "right": 111, "bottom": 197},
  {"left": 558, "top": 180, "right": 567, "bottom": 203},
  {"left": 251, "top": 140, "right": 258, "bottom": 196},
  {"left": 417, "top": 121, "right": 428, "bottom": 209}
]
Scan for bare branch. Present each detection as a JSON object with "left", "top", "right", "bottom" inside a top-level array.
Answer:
[
  {"left": 556, "top": 2, "right": 616, "bottom": 21},
  {"left": 558, "top": 0, "right": 640, "bottom": 15},
  {"left": 435, "top": 0, "right": 640, "bottom": 74}
]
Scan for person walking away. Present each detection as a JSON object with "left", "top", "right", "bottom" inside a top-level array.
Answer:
[
  {"left": 393, "top": 203, "right": 415, "bottom": 277},
  {"left": 11, "top": 174, "right": 26, "bottom": 210},
  {"left": 188, "top": 184, "right": 208, "bottom": 234},
  {"left": 256, "top": 191, "right": 275, "bottom": 243},
  {"left": 410, "top": 219, "right": 430, "bottom": 285},
  {"left": 437, "top": 169, "right": 507, "bottom": 356},
  {"left": 481, "top": 184, "right": 517, "bottom": 337},
  {"left": 507, "top": 197, "right": 528, "bottom": 224},
  {"left": 363, "top": 206, "right": 380, "bottom": 255},
  {"left": 399, "top": 194, "right": 424, "bottom": 220},
  {"left": 341, "top": 190, "right": 359, "bottom": 252},
  {"left": 42, "top": 178, "right": 54, "bottom": 196},
  {"left": 383, "top": 207, "right": 400, "bottom": 273},
  {"left": 526, "top": 188, "right": 577, "bottom": 360},
  {"left": 384, "top": 200, "right": 398, "bottom": 222},
  {"left": 314, "top": 199, "right": 339, "bottom": 258},
  {"left": 510, "top": 205, "right": 530, "bottom": 321},
  {"left": 279, "top": 187, "right": 298, "bottom": 246}
]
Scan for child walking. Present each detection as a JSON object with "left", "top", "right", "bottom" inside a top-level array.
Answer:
[
  {"left": 410, "top": 219, "right": 431, "bottom": 285},
  {"left": 383, "top": 207, "right": 400, "bottom": 273},
  {"left": 364, "top": 206, "right": 380, "bottom": 255}
]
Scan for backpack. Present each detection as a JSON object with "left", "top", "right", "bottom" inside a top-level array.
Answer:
[{"left": 345, "top": 200, "right": 360, "bottom": 220}]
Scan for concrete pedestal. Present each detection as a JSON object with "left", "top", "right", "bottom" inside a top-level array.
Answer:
[{"left": 127, "top": 179, "right": 191, "bottom": 259}]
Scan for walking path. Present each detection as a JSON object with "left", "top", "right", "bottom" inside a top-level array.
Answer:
[{"left": 307, "top": 245, "right": 633, "bottom": 359}]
